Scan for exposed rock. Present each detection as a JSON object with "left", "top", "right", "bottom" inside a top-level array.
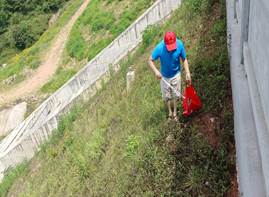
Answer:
[
  {"left": 0, "top": 102, "right": 27, "bottom": 136},
  {"left": 3, "top": 75, "right": 17, "bottom": 85},
  {"left": 126, "top": 67, "right": 135, "bottom": 92},
  {"left": 165, "top": 133, "right": 177, "bottom": 153},
  {"left": 0, "top": 63, "right": 7, "bottom": 68},
  {"left": 165, "top": 133, "right": 175, "bottom": 143},
  {"left": 49, "top": 11, "right": 60, "bottom": 27},
  {"left": 22, "top": 68, "right": 34, "bottom": 78}
]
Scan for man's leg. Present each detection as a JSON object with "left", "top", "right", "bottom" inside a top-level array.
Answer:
[
  {"left": 171, "top": 73, "right": 181, "bottom": 121},
  {"left": 167, "top": 99, "right": 173, "bottom": 118},
  {"left": 172, "top": 99, "right": 178, "bottom": 117},
  {"left": 161, "top": 79, "right": 173, "bottom": 119}
]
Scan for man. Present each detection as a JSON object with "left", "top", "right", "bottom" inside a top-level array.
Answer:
[{"left": 148, "top": 31, "right": 191, "bottom": 121}]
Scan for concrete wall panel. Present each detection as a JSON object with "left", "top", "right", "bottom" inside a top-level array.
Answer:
[
  {"left": 248, "top": 0, "right": 269, "bottom": 126},
  {"left": 228, "top": 0, "right": 269, "bottom": 195}
]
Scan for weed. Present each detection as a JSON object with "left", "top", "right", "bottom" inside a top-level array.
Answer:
[
  {"left": 139, "top": 25, "right": 161, "bottom": 54},
  {"left": 125, "top": 135, "right": 140, "bottom": 157},
  {"left": 186, "top": 0, "right": 213, "bottom": 14},
  {"left": 90, "top": 11, "right": 115, "bottom": 32},
  {"left": 66, "top": 31, "right": 87, "bottom": 60}
]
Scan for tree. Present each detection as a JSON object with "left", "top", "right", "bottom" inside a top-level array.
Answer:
[
  {"left": 10, "top": 15, "right": 48, "bottom": 50},
  {"left": 0, "top": 0, "right": 70, "bottom": 52},
  {"left": 0, "top": 11, "right": 8, "bottom": 33},
  {"left": 0, "top": 2, "right": 9, "bottom": 33}
]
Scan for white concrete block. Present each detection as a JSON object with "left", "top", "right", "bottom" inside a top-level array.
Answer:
[{"left": 0, "top": 102, "right": 27, "bottom": 136}]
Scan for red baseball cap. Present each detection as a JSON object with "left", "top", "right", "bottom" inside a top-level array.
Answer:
[{"left": 164, "top": 32, "right": 177, "bottom": 51}]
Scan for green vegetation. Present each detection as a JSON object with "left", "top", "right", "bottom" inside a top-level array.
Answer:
[
  {"left": 66, "top": 0, "right": 154, "bottom": 61},
  {"left": 0, "top": 162, "right": 29, "bottom": 197},
  {"left": 40, "top": 0, "right": 155, "bottom": 94},
  {"left": 0, "top": 0, "right": 84, "bottom": 89},
  {"left": 40, "top": 68, "right": 76, "bottom": 93},
  {"left": 0, "top": 0, "right": 70, "bottom": 61},
  {"left": 1, "top": 0, "right": 235, "bottom": 196}
]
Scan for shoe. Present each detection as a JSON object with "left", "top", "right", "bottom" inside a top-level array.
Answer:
[
  {"left": 168, "top": 114, "right": 173, "bottom": 121},
  {"left": 173, "top": 115, "right": 179, "bottom": 122}
]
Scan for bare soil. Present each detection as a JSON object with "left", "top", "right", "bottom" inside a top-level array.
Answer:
[
  {"left": 192, "top": 113, "right": 220, "bottom": 149},
  {"left": 193, "top": 112, "right": 238, "bottom": 197}
]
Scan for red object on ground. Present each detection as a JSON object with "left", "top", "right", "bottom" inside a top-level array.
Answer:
[{"left": 182, "top": 85, "right": 202, "bottom": 116}]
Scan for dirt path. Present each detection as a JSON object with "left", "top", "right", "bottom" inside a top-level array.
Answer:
[{"left": 0, "top": 0, "right": 90, "bottom": 106}]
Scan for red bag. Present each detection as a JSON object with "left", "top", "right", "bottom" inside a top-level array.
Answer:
[{"left": 182, "top": 85, "right": 202, "bottom": 116}]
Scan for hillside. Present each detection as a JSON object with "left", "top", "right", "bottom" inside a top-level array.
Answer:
[
  {"left": 41, "top": 0, "right": 155, "bottom": 94},
  {"left": 0, "top": 0, "right": 84, "bottom": 94},
  {"left": 0, "top": 0, "right": 236, "bottom": 196},
  {"left": 0, "top": 0, "right": 70, "bottom": 63},
  {"left": 0, "top": 0, "right": 154, "bottom": 109},
  {"left": 0, "top": 0, "right": 91, "bottom": 106}
]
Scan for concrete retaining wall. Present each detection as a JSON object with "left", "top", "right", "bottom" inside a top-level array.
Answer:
[
  {"left": 227, "top": 0, "right": 269, "bottom": 196},
  {"left": 0, "top": 0, "right": 182, "bottom": 180}
]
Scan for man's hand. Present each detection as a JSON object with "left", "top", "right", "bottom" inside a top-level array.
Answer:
[
  {"left": 155, "top": 71, "right": 162, "bottom": 80},
  {"left": 182, "top": 58, "right": 191, "bottom": 85},
  {"left": 148, "top": 56, "right": 162, "bottom": 80},
  {"left": 186, "top": 72, "right": 191, "bottom": 84}
]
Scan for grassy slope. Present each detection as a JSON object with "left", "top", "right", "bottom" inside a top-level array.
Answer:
[
  {"left": 1, "top": 0, "right": 235, "bottom": 196},
  {"left": 40, "top": 0, "right": 154, "bottom": 94},
  {"left": 0, "top": 0, "right": 84, "bottom": 89}
]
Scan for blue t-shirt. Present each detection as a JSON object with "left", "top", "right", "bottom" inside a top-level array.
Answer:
[{"left": 151, "top": 39, "right": 186, "bottom": 78}]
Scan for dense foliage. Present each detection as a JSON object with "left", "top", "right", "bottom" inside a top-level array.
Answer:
[{"left": 0, "top": 0, "right": 69, "bottom": 61}]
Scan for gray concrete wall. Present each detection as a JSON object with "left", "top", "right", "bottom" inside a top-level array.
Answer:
[
  {"left": 248, "top": 0, "right": 269, "bottom": 125},
  {"left": 0, "top": 0, "right": 183, "bottom": 180},
  {"left": 227, "top": 0, "right": 269, "bottom": 196}
]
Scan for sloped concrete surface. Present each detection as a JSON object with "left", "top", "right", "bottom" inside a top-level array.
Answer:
[
  {"left": 227, "top": 0, "right": 269, "bottom": 196},
  {"left": 0, "top": 102, "right": 27, "bottom": 137}
]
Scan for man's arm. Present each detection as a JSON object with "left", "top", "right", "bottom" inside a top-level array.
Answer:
[
  {"left": 181, "top": 57, "right": 191, "bottom": 83},
  {"left": 148, "top": 56, "right": 162, "bottom": 80}
]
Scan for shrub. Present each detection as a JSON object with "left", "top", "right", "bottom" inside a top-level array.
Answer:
[
  {"left": 186, "top": 0, "right": 213, "bottom": 14},
  {"left": 41, "top": 0, "right": 69, "bottom": 13},
  {"left": 10, "top": 15, "right": 49, "bottom": 50},
  {"left": 66, "top": 30, "right": 87, "bottom": 60},
  {"left": 90, "top": 11, "right": 115, "bottom": 32},
  {"left": 0, "top": 9, "right": 8, "bottom": 34},
  {"left": 139, "top": 25, "right": 160, "bottom": 53}
]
